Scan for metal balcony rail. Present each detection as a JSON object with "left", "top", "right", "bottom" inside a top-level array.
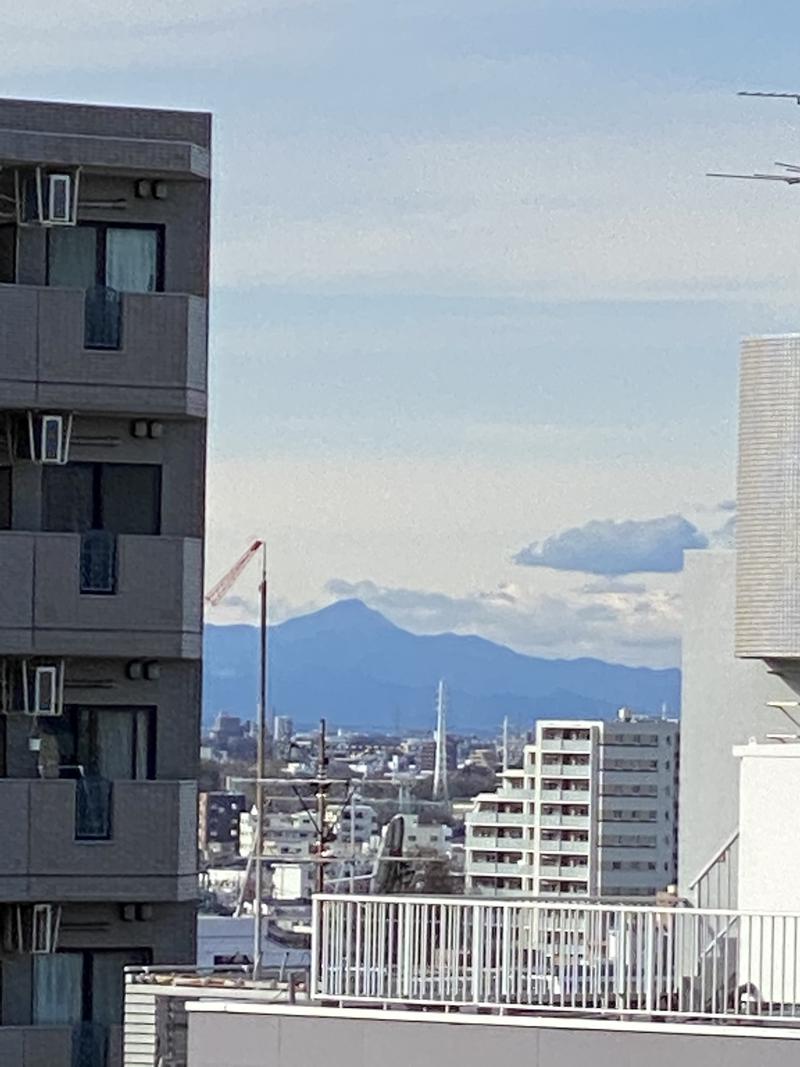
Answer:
[
  {"left": 85, "top": 285, "right": 121, "bottom": 350},
  {"left": 689, "top": 830, "right": 739, "bottom": 910},
  {"left": 72, "top": 1021, "right": 108, "bottom": 1067},
  {"left": 75, "top": 777, "right": 113, "bottom": 841},
  {"left": 312, "top": 893, "right": 800, "bottom": 1024},
  {"left": 80, "top": 531, "right": 117, "bottom": 595}
]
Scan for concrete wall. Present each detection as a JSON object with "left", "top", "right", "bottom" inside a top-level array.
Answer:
[
  {"left": 0, "top": 285, "right": 208, "bottom": 417},
  {"left": 0, "top": 778, "right": 196, "bottom": 901},
  {"left": 186, "top": 1006, "right": 800, "bottom": 1067},
  {"left": 678, "top": 550, "right": 795, "bottom": 895},
  {"left": 736, "top": 742, "right": 800, "bottom": 912},
  {"left": 0, "top": 531, "right": 202, "bottom": 658}
]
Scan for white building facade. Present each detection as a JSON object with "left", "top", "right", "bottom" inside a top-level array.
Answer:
[{"left": 465, "top": 714, "right": 678, "bottom": 898}]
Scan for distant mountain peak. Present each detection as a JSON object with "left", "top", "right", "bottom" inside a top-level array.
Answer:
[
  {"left": 204, "top": 597, "right": 681, "bottom": 730},
  {"left": 278, "top": 597, "right": 397, "bottom": 633}
]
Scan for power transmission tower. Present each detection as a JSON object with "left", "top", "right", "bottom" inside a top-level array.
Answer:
[{"left": 432, "top": 680, "right": 449, "bottom": 803}]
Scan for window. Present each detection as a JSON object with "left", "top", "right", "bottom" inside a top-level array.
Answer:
[
  {"left": 43, "top": 463, "right": 162, "bottom": 535},
  {"left": 0, "top": 468, "right": 10, "bottom": 529},
  {"left": 43, "top": 706, "right": 155, "bottom": 781},
  {"left": 33, "top": 949, "right": 150, "bottom": 1030},
  {"left": 48, "top": 223, "right": 163, "bottom": 293}
]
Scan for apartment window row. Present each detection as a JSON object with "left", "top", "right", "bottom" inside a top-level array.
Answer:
[
  {"left": 600, "top": 784, "right": 658, "bottom": 797},
  {"left": 600, "top": 809, "right": 658, "bottom": 822},
  {"left": 603, "top": 886, "right": 658, "bottom": 898},
  {"left": 539, "top": 881, "right": 589, "bottom": 895},
  {"left": 542, "top": 805, "right": 588, "bottom": 817},
  {"left": 541, "top": 832, "right": 589, "bottom": 844},
  {"left": 541, "top": 756, "right": 590, "bottom": 767},
  {"left": 542, "top": 729, "right": 591, "bottom": 741},
  {"left": 601, "top": 833, "right": 657, "bottom": 848},
  {"left": 602, "top": 860, "right": 657, "bottom": 872},
  {"left": 601, "top": 758, "right": 659, "bottom": 772},
  {"left": 602, "top": 732, "right": 664, "bottom": 747}
]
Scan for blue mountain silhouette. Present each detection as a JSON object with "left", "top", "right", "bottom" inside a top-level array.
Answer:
[{"left": 203, "top": 599, "right": 680, "bottom": 732}]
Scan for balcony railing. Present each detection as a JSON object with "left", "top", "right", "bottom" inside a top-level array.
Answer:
[
  {"left": 84, "top": 285, "right": 121, "bottom": 349},
  {"left": 312, "top": 894, "right": 800, "bottom": 1024},
  {"left": 80, "top": 531, "right": 117, "bottom": 595},
  {"left": 75, "top": 777, "right": 113, "bottom": 840}
]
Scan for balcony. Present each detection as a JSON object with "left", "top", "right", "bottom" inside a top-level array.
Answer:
[
  {"left": 0, "top": 532, "right": 202, "bottom": 659},
  {"left": 0, "top": 284, "right": 207, "bottom": 417},
  {"left": 538, "top": 861, "right": 589, "bottom": 878},
  {"left": 0, "top": 1027, "right": 73, "bottom": 1067},
  {"left": 539, "top": 762, "right": 590, "bottom": 777},
  {"left": 539, "top": 788, "right": 590, "bottom": 802},
  {"left": 540, "top": 813, "right": 590, "bottom": 827},
  {"left": 466, "top": 811, "right": 528, "bottom": 826},
  {"left": 538, "top": 839, "right": 590, "bottom": 854},
  {"left": 467, "top": 860, "right": 527, "bottom": 877},
  {"left": 0, "top": 779, "right": 197, "bottom": 902},
  {"left": 541, "top": 737, "right": 592, "bottom": 753}
]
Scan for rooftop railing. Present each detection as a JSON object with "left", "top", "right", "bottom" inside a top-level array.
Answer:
[{"left": 312, "top": 893, "right": 800, "bottom": 1025}]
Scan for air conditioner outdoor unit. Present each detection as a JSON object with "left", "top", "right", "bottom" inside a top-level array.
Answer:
[
  {"left": 0, "top": 659, "right": 66, "bottom": 716},
  {"left": 2, "top": 904, "right": 62, "bottom": 955},
  {"left": 25, "top": 412, "right": 73, "bottom": 465},
  {"left": 15, "top": 167, "right": 80, "bottom": 226}
]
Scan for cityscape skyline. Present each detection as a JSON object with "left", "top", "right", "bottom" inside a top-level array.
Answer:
[{"left": 7, "top": 2, "right": 800, "bottom": 668}]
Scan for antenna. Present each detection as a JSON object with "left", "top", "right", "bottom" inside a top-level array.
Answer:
[
  {"left": 432, "top": 680, "right": 449, "bottom": 803},
  {"left": 502, "top": 715, "right": 509, "bottom": 774},
  {"left": 709, "top": 93, "right": 800, "bottom": 185},
  {"left": 738, "top": 91, "right": 800, "bottom": 104}
]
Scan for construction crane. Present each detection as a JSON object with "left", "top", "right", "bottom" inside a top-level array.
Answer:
[
  {"left": 205, "top": 539, "right": 269, "bottom": 978},
  {"left": 205, "top": 539, "right": 264, "bottom": 606}
]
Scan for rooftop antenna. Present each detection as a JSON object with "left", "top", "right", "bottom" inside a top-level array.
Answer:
[
  {"left": 502, "top": 715, "right": 509, "bottom": 774},
  {"left": 708, "top": 91, "right": 800, "bottom": 185},
  {"left": 432, "top": 680, "right": 449, "bottom": 803}
]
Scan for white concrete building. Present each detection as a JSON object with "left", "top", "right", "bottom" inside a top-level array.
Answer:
[
  {"left": 238, "top": 809, "right": 316, "bottom": 860},
  {"left": 399, "top": 813, "right": 452, "bottom": 853},
  {"left": 329, "top": 803, "right": 379, "bottom": 847},
  {"left": 465, "top": 714, "right": 678, "bottom": 898}
]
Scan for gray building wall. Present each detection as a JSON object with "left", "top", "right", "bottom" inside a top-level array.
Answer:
[
  {"left": 0, "top": 96, "right": 210, "bottom": 1065},
  {"left": 187, "top": 1007, "right": 800, "bottom": 1067},
  {"left": 678, "top": 550, "right": 795, "bottom": 895}
]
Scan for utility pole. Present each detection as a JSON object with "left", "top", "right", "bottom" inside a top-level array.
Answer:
[
  {"left": 315, "top": 718, "right": 328, "bottom": 895},
  {"left": 252, "top": 543, "right": 268, "bottom": 978}
]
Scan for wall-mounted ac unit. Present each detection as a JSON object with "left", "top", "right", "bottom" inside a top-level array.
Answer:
[
  {"left": 0, "top": 659, "right": 65, "bottom": 716},
  {"left": 21, "top": 412, "right": 73, "bottom": 465},
  {"left": 15, "top": 167, "right": 80, "bottom": 227},
  {"left": 1, "top": 904, "right": 61, "bottom": 955}
]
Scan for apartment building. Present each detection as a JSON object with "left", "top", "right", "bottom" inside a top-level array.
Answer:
[
  {"left": 0, "top": 98, "right": 210, "bottom": 1067},
  {"left": 465, "top": 713, "right": 678, "bottom": 897},
  {"left": 198, "top": 792, "right": 248, "bottom": 862}
]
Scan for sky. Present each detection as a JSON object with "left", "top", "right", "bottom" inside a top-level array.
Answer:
[{"left": 7, "top": 0, "right": 800, "bottom": 669}]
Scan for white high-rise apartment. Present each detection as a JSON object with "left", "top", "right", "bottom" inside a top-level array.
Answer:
[{"left": 465, "top": 712, "right": 679, "bottom": 897}]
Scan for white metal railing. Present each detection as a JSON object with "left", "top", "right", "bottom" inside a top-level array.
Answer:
[
  {"left": 689, "top": 830, "right": 739, "bottom": 910},
  {"left": 312, "top": 893, "right": 800, "bottom": 1024}
]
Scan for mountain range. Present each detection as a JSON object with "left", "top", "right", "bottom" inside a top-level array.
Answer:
[{"left": 203, "top": 599, "right": 680, "bottom": 733}]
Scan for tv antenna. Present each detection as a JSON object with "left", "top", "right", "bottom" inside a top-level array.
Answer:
[{"left": 708, "top": 92, "right": 800, "bottom": 185}]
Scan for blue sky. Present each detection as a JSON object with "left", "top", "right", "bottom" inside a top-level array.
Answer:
[{"left": 7, "top": 0, "right": 800, "bottom": 668}]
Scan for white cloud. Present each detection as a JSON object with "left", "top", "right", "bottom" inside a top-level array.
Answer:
[
  {"left": 323, "top": 576, "right": 681, "bottom": 667},
  {"left": 514, "top": 514, "right": 708, "bottom": 575}
]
